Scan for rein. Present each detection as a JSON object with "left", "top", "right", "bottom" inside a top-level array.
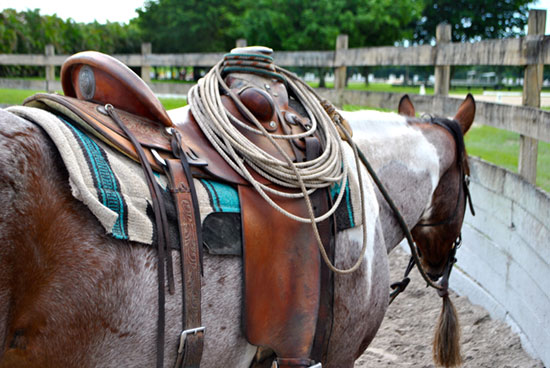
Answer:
[{"left": 334, "top": 115, "right": 474, "bottom": 302}]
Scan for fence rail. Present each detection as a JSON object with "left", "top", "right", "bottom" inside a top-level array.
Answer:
[
  {"left": 3, "top": 37, "right": 550, "bottom": 68},
  {"left": 0, "top": 10, "right": 548, "bottom": 185}
]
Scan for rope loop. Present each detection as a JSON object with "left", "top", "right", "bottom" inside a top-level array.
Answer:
[{"left": 188, "top": 55, "right": 370, "bottom": 274}]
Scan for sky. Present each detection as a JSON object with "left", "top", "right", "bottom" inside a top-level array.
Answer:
[
  {"left": 1, "top": 0, "right": 550, "bottom": 32},
  {"left": 0, "top": 0, "right": 147, "bottom": 24}
]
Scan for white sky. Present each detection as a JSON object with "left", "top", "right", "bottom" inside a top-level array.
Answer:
[
  {"left": 0, "top": 0, "right": 147, "bottom": 24},
  {"left": 1, "top": 0, "right": 550, "bottom": 32}
]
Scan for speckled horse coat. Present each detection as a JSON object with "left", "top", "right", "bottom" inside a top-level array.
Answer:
[{"left": 0, "top": 96, "right": 472, "bottom": 368}]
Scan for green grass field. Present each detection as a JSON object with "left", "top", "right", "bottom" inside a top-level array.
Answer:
[
  {"left": 310, "top": 81, "right": 489, "bottom": 96},
  {"left": 464, "top": 125, "right": 550, "bottom": 191},
  {"left": 1, "top": 86, "right": 547, "bottom": 192},
  {"left": 0, "top": 88, "right": 43, "bottom": 105}
]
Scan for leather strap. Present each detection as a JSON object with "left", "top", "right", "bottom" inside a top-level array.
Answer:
[
  {"left": 305, "top": 138, "right": 335, "bottom": 364},
  {"left": 163, "top": 134, "right": 204, "bottom": 368},
  {"left": 105, "top": 104, "right": 174, "bottom": 368}
]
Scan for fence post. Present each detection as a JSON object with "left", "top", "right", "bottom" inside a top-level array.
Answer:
[
  {"left": 434, "top": 23, "right": 451, "bottom": 96},
  {"left": 141, "top": 43, "right": 152, "bottom": 84},
  {"left": 236, "top": 39, "right": 247, "bottom": 48},
  {"left": 519, "top": 9, "right": 546, "bottom": 185},
  {"left": 45, "top": 44, "right": 55, "bottom": 93},
  {"left": 334, "top": 34, "right": 348, "bottom": 90}
]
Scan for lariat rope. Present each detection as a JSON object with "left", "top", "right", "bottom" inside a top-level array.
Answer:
[
  {"left": 188, "top": 53, "right": 464, "bottom": 287},
  {"left": 188, "top": 57, "right": 367, "bottom": 274}
]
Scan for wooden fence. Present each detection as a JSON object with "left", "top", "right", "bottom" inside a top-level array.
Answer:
[{"left": 1, "top": 10, "right": 548, "bottom": 186}]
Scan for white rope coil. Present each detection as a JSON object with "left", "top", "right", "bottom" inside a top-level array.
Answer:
[{"left": 188, "top": 60, "right": 368, "bottom": 274}]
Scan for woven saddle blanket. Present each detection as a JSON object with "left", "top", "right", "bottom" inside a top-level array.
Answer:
[{"left": 8, "top": 105, "right": 361, "bottom": 252}]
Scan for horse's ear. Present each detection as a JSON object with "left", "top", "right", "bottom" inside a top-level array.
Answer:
[
  {"left": 454, "top": 93, "right": 475, "bottom": 135},
  {"left": 398, "top": 95, "right": 415, "bottom": 117}
]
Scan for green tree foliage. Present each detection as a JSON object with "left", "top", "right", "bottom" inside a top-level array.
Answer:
[
  {"left": 233, "top": 0, "right": 424, "bottom": 50},
  {"left": 0, "top": 8, "right": 141, "bottom": 77},
  {"left": 136, "top": 0, "right": 246, "bottom": 52},
  {"left": 135, "top": 0, "right": 423, "bottom": 53},
  {"left": 414, "top": 0, "right": 535, "bottom": 43}
]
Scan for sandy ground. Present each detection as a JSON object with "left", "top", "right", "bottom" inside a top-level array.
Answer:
[{"left": 354, "top": 247, "right": 545, "bottom": 368}]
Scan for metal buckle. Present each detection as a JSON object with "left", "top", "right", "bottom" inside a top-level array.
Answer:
[{"left": 177, "top": 326, "right": 205, "bottom": 354}]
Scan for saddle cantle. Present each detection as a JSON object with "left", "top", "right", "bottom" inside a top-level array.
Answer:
[
  {"left": 61, "top": 51, "right": 173, "bottom": 127},
  {"left": 25, "top": 47, "right": 338, "bottom": 368}
]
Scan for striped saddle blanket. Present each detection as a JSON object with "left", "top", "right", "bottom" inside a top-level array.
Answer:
[{"left": 7, "top": 105, "right": 360, "bottom": 254}]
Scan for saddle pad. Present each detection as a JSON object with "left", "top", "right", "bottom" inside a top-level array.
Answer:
[{"left": 7, "top": 106, "right": 361, "bottom": 248}]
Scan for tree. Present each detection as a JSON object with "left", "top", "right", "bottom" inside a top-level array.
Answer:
[
  {"left": 232, "top": 0, "right": 424, "bottom": 85},
  {"left": 136, "top": 0, "right": 246, "bottom": 52},
  {"left": 414, "top": 0, "right": 535, "bottom": 43},
  {"left": 0, "top": 8, "right": 141, "bottom": 77},
  {"left": 235, "top": 0, "right": 424, "bottom": 50}
]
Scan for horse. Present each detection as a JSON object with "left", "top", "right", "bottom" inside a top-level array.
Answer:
[{"left": 0, "top": 93, "right": 475, "bottom": 368}]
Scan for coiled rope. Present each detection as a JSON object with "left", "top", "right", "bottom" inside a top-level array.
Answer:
[{"left": 188, "top": 51, "right": 367, "bottom": 274}]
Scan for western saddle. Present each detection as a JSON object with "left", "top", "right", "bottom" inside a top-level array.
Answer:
[{"left": 24, "top": 48, "right": 342, "bottom": 368}]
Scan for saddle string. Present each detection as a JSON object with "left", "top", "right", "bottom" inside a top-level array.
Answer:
[{"left": 188, "top": 59, "right": 369, "bottom": 274}]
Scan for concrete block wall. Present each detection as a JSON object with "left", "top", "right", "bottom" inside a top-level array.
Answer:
[{"left": 452, "top": 157, "right": 550, "bottom": 366}]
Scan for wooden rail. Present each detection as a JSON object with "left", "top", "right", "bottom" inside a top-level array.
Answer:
[
  {"left": 3, "top": 37, "right": 550, "bottom": 68},
  {"left": 0, "top": 10, "right": 548, "bottom": 185}
]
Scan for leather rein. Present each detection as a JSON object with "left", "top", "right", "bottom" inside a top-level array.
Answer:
[
  {"left": 336, "top": 115, "right": 474, "bottom": 304},
  {"left": 389, "top": 117, "right": 475, "bottom": 303}
]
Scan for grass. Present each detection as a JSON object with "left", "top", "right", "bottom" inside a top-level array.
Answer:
[
  {"left": 464, "top": 125, "right": 550, "bottom": 191},
  {"left": 309, "top": 81, "right": 488, "bottom": 95},
  {"left": 0, "top": 88, "right": 44, "bottom": 105},
  {"left": 159, "top": 97, "right": 187, "bottom": 110},
  {"left": 1, "top": 87, "right": 547, "bottom": 192},
  {"left": 0, "top": 87, "right": 188, "bottom": 110}
]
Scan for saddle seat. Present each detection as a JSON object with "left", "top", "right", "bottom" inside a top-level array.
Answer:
[{"left": 24, "top": 49, "right": 335, "bottom": 368}]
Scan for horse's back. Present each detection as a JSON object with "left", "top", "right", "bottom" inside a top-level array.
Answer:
[
  {"left": 0, "top": 107, "right": 390, "bottom": 368},
  {"left": 0, "top": 109, "right": 256, "bottom": 367}
]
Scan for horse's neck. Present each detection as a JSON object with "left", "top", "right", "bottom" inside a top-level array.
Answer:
[{"left": 342, "top": 110, "right": 443, "bottom": 252}]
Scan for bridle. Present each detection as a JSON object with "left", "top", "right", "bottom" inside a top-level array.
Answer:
[
  {"left": 342, "top": 115, "right": 474, "bottom": 304},
  {"left": 388, "top": 117, "right": 475, "bottom": 303},
  {"left": 416, "top": 117, "right": 475, "bottom": 228}
]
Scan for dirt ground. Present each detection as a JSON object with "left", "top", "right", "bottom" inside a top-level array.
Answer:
[{"left": 354, "top": 247, "right": 545, "bottom": 368}]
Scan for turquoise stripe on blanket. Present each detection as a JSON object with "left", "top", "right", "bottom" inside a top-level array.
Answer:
[
  {"left": 58, "top": 116, "right": 128, "bottom": 239},
  {"left": 200, "top": 177, "right": 354, "bottom": 231},
  {"left": 331, "top": 180, "right": 355, "bottom": 230},
  {"left": 200, "top": 179, "right": 240, "bottom": 212}
]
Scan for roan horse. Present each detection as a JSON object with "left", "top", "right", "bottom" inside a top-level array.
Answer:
[{"left": 0, "top": 91, "right": 475, "bottom": 367}]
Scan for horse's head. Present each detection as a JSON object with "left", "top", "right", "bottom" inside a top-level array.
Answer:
[
  {"left": 398, "top": 94, "right": 475, "bottom": 368},
  {"left": 398, "top": 94, "right": 475, "bottom": 281}
]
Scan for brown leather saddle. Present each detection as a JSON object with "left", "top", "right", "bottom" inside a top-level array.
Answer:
[{"left": 24, "top": 48, "right": 335, "bottom": 368}]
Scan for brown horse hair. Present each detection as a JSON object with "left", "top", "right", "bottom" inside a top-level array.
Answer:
[{"left": 433, "top": 295, "right": 462, "bottom": 367}]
